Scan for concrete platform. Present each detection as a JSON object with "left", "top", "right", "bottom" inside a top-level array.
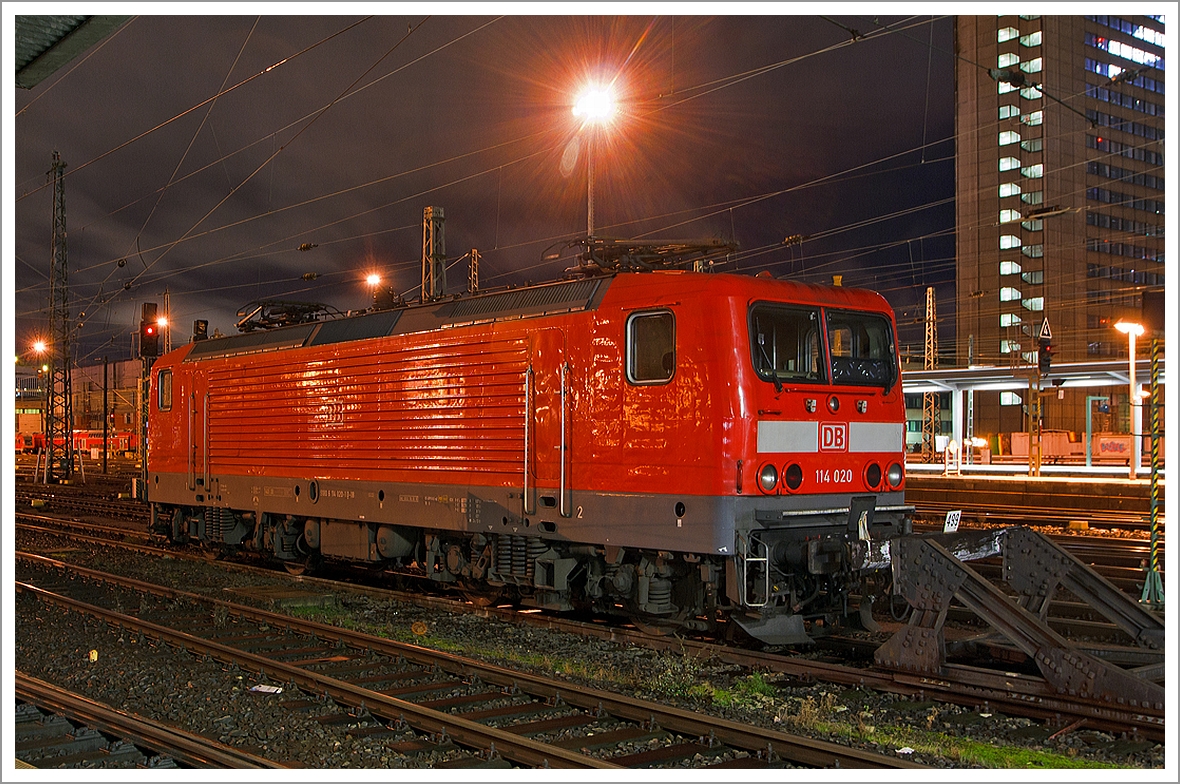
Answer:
[{"left": 905, "top": 472, "right": 1160, "bottom": 521}]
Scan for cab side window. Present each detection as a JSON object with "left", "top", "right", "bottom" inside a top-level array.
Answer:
[
  {"left": 627, "top": 311, "right": 675, "bottom": 385},
  {"left": 157, "top": 369, "right": 172, "bottom": 411}
]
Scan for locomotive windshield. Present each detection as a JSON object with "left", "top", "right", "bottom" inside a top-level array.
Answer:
[
  {"left": 749, "top": 303, "right": 897, "bottom": 392},
  {"left": 749, "top": 305, "right": 826, "bottom": 390},
  {"left": 826, "top": 310, "right": 897, "bottom": 391}
]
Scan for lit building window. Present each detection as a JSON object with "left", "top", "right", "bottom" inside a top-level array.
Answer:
[
  {"left": 1020, "top": 138, "right": 1043, "bottom": 153},
  {"left": 998, "top": 27, "right": 1020, "bottom": 43},
  {"left": 1021, "top": 244, "right": 1044, "bottom": 258},
  {"left": 1000, "top": 341, "right": 1022, "bottom": 355},
  {"left": 1000, "top": 208, "right": 1022, "bottom": 223},
  {"left": 1022, "top": 351, "right": 1038, "bottom": 364},
  {"left": 1020, "top": 218, "right": 1044, "bottom": 232},
  {"left": 1000, "top": 182, "right": 1022, "bottom": 198},
  {"left": 1020, "top": 57, "right": 1043, "bottom": 73},
  {"left": 1000, "top": 286, "right": 1022, "bottom": 301},
  {"left": 1000, "top": 313, "right": 1022, "bottom": 327},
  {"left": 1021, "top": 163, "right": 1044, "bottom": 178},
  {"left": 999, "top": 130, "right": 1021, "bottom": 145},
  {"left": 998, "top": 81, "right": 1018, "bottom": 95},
  {"left": 1021, "top": 190, "right": 1044, "bottom": 205},
  {"left": 998, "top": 52, "right": 1020, "bottom": 67},
  {"left": 1020, "top": 85, "right": 1042, "bottom": 100},
  {"left": 1000, "top": 392, "right": 1022, "bottom": 406},
  {"left": 1020, "top": 31, "right": 1042, "bottom": 47},
  {"left": 1022, "top": 110, "right": 1043, "bottom": 126},
  {"left": 1000, "top": 260, "right": 1023, "bottom": 275},
  {"left": 1000, "top": 235, "right": 1021, "bottom": 250},
  {"left": 999, "top": 156, "right": 1021, "bottom": 172},
  {"left": 999, "top": 104, "right": 1019, "bottom": 119},
  {"left": 1022, "top": 296, "right": 1045, "bottom": 311},
  {"left": 1022, "top": 270, "right": 1044, "bottom": 284}
]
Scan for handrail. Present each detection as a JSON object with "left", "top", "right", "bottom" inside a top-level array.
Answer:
[
  {"left": 187, "top": 391, "right": 195, "bottom": 491},
  {"left": 523, "top": 366, "right": 534, "bottom": 515},
  {"left": 203, "top": 391, "right": 210, "bottom": 490},
  {"left": 560, "top": 362, "right": 570, "bottom": 518}
]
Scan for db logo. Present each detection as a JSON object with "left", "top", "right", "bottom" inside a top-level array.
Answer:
[{"left": 820, "top": 422, "right": 848, "bottom": 452}]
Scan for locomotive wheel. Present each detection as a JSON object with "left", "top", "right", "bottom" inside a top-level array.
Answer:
[{"left": 283, "top": 553, "right": 320, "bottom": 576}]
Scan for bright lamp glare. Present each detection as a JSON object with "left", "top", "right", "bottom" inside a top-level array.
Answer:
[
  {"left": 573, "top": 88, "right": 615, "bottom": 121},
  {"left": 1114, "top": 321, "right": 1144, "bottom": 337},
  {"left": 366, "top": 274, "right": 381, "bottom": 287},
  {"left": 157, "top": 317, "right": 168, "bottom": 328},
  {"left": 32, "top": 341, "right": 47, "bottom": 354}
]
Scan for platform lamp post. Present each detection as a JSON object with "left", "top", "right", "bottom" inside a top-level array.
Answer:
[
  {"left": 573, "top": 86, "right": 616, "bottom": 238},
  {"left": 31, "top": 341, "right": 48, "bottom": 458},
  {"left": 1114, "top": 321, "right": 1144, "bottom": 480}
]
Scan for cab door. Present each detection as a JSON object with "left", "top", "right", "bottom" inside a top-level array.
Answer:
[
  {"left": 185, "top": 369, "right": 209, "bottom": 495},
  {"left": 528, "top": 328, "right": 569, "bottom": 517}
]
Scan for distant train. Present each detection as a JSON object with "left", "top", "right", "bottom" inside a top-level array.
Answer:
[
  {"left": 147, "top": 263, "right": 911, "bottom": 644},
  {"left": 16, "top": 430, "right": 138, "bottom": 454}
]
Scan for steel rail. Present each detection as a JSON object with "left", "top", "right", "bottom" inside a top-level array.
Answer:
[
  {"left": 15, "top": 579, "right": 617, "bottom": 770},
  {"left": 15, "top": 672, "right": 284, "bottom": 768}
]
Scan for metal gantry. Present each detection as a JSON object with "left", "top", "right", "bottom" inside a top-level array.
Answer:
[{"left": 43, "top": 151, "right": 74, "bottom": 483}]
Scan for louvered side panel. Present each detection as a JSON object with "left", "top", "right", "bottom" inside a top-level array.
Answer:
[{"left": 205, "top": 334, "right": 529, "bottom": 484}]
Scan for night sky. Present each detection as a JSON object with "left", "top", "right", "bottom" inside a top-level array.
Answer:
[{"left": 9, "top": 11, "right": 956, "bottom": 367}]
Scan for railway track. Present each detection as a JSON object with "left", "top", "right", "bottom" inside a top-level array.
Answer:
[
  {"left": 15, "top": 518, "right": 1165, "bottom": 744},
  {"left": 15, "top": 675, "right": 284, "bottom": 769},
  {"left": 18, "top": 510, "right": 1163, "bottom": 653},
  {"left": 14, "top": 553, "right": 922, "bottom": 770}
]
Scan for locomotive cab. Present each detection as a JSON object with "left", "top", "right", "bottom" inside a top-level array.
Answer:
[{"left": 729, "top": 291, "right": 910, "bottom": 644}]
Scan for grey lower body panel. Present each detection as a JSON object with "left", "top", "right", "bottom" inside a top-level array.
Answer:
[{"left": 149, "top": 470, "right": 907, "bottom": 556}]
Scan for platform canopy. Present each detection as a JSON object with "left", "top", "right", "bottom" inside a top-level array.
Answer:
[{"left": 902, "top": 359, "right": 1165, "bottom": 395}]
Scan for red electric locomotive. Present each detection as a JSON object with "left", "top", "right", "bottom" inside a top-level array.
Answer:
[{"left": 148, "top": 248, "right": 910, "bottom": 644}]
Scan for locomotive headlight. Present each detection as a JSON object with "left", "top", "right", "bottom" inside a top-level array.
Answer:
[
  {"left": 783, "top": 463, "right": 804, "bottom": 491},
  {"left": 866, "top": 462, "right": 882, "bottom": 488},
  {"left": 856, "top": 399, "right": 868, "bottom": 414},
  {"left": 886, "top": 462, "right": 904, "bottom": 488},
  {"left": 758, "top": 463, "right": 779, "bottom": 493},
  {"left": 827, "top": 395, "right": 840, "bottom": 413},
  {"left": 805, "top": 398, "right": 817, "bottom": 413}
]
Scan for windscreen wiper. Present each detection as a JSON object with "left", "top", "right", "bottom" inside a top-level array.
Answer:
[{"left": 755, "top": 330, "right": 783, "bottom": 394}]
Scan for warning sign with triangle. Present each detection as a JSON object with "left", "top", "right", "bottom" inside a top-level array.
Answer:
[{"left": 1039, "top": 317, "right": 1052, "bottom": 340}]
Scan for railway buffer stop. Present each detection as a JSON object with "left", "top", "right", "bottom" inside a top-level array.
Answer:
[{"left": 874, "top": 525, "right": 1164, "bottom": 715}]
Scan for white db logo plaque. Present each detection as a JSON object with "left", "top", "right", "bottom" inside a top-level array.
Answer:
[{"left": 820, "top": 422, "right": 848, "bottom": 452}]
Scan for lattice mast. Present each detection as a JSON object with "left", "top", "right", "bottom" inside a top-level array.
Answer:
[
  {"left": 421, "top": 206, "right": 446, "bottom": 302},
  {"left": 468, "top": 248, "right": 480, "bottom": 294},
  {"left": 921, "top": 286, "right": 940, "bottom": 461},
  {"left": 44, "top": 151, "right": 74, "bottom": 482}
]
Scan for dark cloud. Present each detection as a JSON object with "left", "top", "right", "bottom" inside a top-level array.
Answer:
[{"left": 12, "top": 13, "right": 954, "bottom": 363}]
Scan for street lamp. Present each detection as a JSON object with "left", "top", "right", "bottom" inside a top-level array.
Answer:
[
  {"left": 366, "top": 273, "right": 381, "bottom": 310},
  {"left": 1114, "top": 320, "right": 1145, "bottom": 479},
  {"left": 573, "top": 86, "right": 616, "bottom": 237}
]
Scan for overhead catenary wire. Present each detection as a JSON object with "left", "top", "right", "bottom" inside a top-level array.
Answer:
[{"left": 22, "top": 16, "right": 976, "bottom": 361}]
